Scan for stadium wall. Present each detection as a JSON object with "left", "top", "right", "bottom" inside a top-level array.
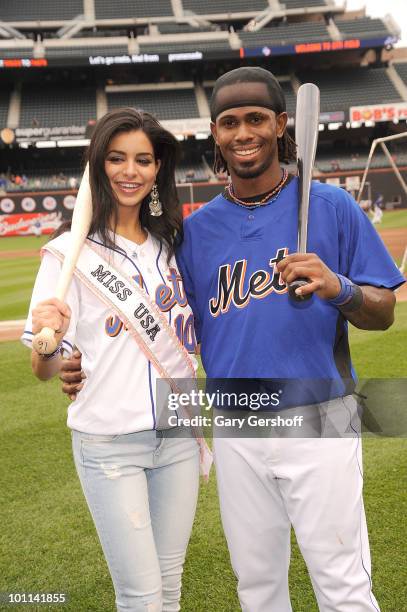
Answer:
[{"left": 0, "top": 167, "right": 406, "bottom": 236}]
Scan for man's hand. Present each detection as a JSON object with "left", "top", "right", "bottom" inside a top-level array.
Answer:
[
  {"left": 60, "top": 350, "right": 85, "bottom": 400},
  {"left": 277, "top": 253, "right": 341, "bottom": 300}
]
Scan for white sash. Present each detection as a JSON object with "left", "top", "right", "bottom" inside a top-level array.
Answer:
[{"left": 43, "top": 238, "right": 213, "bottom": 479}]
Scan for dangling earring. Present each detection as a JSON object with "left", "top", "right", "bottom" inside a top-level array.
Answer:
[{"left": 149, "top": 182, "right": 163, "bottom": 217}]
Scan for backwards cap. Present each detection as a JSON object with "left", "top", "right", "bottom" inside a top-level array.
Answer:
[{"left": 210, "top": 66, "right": 286, "bottom": 122}]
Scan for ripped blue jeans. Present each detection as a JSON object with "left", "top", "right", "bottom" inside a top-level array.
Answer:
[{"left": 72, "top": 429, "right": 200, "bottom": 612}]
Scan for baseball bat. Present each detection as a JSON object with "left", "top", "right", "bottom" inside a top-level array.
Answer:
[
  {"left": 32, "top": 164, "right": 92, "bottom": 355},
  {"left": 288, "top": 82, "right": 320, "bottom": 302}
]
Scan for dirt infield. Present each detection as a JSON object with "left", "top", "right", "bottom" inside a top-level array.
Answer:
[
  {"left": 377, "top": 228, "right": 406, "bottom": 260},
  {"left": 0, "top": 227, "right": 405, "bottom": 342},
  {"left": 0, "top": 320, "right": 26, "bottom": 342},
  {"left": 0, "top": 249, "right": 41, "bottom": 259}
]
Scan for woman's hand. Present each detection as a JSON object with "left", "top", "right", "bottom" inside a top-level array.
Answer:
[{"left": 32, "top": 298, "right": 71, "bottom": 348}]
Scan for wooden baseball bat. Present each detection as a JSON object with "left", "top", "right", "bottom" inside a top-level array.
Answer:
[
  {"left": 288, "top": 82, "right": 320, "bottom": 302},
  {"left": 32, "top": 164, "right": 92, "bottom": 354}
]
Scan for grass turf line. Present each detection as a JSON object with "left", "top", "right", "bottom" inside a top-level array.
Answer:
[
  {"left": 1, "top": 307, "right": 406, "bottom": 611},
  {"left": 0, "top": 225, "right": 406, "bottom": 610}
]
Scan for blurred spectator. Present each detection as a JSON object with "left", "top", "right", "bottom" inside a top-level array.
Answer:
[
  {"left": 68, "top": 176, "right": 78, "bottom": 189},
  {"left": 0, "top": 174, "right": 7, "bottom": 192}
]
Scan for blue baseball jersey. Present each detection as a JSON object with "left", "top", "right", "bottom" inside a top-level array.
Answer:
[{"left": 176, "top": 178, "right": 404, "bottom": 398}]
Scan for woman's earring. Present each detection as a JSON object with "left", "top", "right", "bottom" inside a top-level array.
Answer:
[{"left": 149, "top": 183, "right": 163, "bottom": 217}]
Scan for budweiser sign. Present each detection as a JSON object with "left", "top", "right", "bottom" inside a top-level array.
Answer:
[{"left": 350, "top": 103, "right": 407, "bottom": 123}]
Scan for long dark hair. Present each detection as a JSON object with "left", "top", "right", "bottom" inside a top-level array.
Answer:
[{"left": 87, "top": 107, "right": 182, "bottom": 261}]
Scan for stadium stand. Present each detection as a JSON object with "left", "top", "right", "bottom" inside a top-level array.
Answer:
[
  {"left": 175, "top": 160, "right": 210, "bottom": 183},
  {"left": 158, "top": 23, "right": 219, "bottom": 34},
  {"left": 335, "top": 17, "right": 391, "bottom": 40},
  {"left": 0, "top": 89, "right": 10, "bottom": 127},
  {"left": 316, "top": 150, "right": 407, "bottom": 173},
  {"left": 282, "top": 0, "right": 327, "bottom": 8},
  {"left": 297, "top": 67, "right": 402, "bottom": 112},
  {"left": 280, "top": 81, "right": 296, "bottom": 116},
  {"left": 107, "top": 88, "right": 200, "bottom": 121},
  {"left": 0, "top": 0, "right": 84, "bottom": 21},
  {"left": 44, "top": 45, "right": 129, "bottom": 58},
  {"left": 0, "top": 46, "right": 35, "bottom": 59},
  {"left": 239, "top": 22, "right": 331, "bottom": 47},
  {"left": 394, "top": 62, "right": 407, "bottom": 83},
  {"left": 94, "top": 0, "right": 174, "bottom": 20},
  {"left": 181, "top": 0, "right": 268, "bottom": 15},
  {"left": 19, "top": 85, "right": 96, "bottom": 128},
  {"left": 139, "top": 39, "right": 231, "bottom": 54}
]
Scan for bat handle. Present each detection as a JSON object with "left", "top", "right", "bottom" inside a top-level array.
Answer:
[
  {"left": 288, "top": 278, "right": 313, "bottom": 302},
  {"left": 32, "top": 327, "right": 61, "bottom": 355}
]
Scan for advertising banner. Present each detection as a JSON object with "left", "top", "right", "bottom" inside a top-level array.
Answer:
[
  {"left": 0, "top": 211, "right": 64, "bottom": 237},
  {"left": 350, "top": 103, "right": 407, "bottom": 123}
]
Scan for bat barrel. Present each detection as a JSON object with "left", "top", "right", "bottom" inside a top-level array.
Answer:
[{"left": 32, "top": 164, "right": 92, "bottom": 354}]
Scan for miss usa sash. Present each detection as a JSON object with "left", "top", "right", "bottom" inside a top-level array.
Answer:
[{"left": 43, "top": 235, "right": 213, "bottom": 479}]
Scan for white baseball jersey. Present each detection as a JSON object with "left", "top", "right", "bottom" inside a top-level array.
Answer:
[{"left": 22, "top": 231, "right": 197, "bottom": 435}]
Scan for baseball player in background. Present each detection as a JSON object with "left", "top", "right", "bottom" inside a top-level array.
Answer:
[{"left": 61, "top": 68, "right": 405, "bottom": 611}]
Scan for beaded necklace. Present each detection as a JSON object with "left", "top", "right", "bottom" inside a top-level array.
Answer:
[{"left": 225, "top": 168, "right": 289, "bottom": 209}]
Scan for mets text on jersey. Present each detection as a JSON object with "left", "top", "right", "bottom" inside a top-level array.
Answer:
[{"left": 209, "top": 247, "right": 289, "bottom": 317}]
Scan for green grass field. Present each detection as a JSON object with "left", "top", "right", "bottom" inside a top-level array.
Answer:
[
  {"left": 375, "top": 208, "right": 407, "bottom": 231},
  {"left": 0, "top": 226, "right": 406, "bottom": 611}
]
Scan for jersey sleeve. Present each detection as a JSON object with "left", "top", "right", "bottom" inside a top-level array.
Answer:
[
  {"left": 21, "top": 250, "right": 79, "bottom": 356},
  {"left": 176, "top": 220, "right": 202, "bottom": 343},
  {"left": 337, "top": 189, "right": 405, "bottom": 290}
]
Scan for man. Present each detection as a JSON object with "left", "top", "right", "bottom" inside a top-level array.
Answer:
[{"left": 61, "top": 68, "right": 404, "bottom": 611}]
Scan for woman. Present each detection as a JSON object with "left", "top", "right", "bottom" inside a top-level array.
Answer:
[{"left": 22, "top": 108, "right": 200, "bottom": 612}]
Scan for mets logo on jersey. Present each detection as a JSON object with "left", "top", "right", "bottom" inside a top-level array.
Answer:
[{"left": 209, "top": 248, "right": 289, "bottom": 317}]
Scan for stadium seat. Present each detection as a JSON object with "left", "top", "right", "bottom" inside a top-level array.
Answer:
[
  {"left": 0, "top": 89, "right": 11, "bottom": 127},
  {"left": 44, "top": 45, "right": 129, "bottom": 58},
  {"left": 335, "top": 17, "right": 391, "bottom": 39},
  {"left": 19, "top": 85, "right": 97, "bottom": 128},
  {"left": 139, "top": 40, "right": 231, "bottom": 54},
  {"left": 282, "top": 0, "right": 327, "bottom": 8},
  {"left": 393, "top": 62, "right": 407, "bottom": 83},
  {"left": 107, "top": 88, "right": 199, "bottom": 121},
  {"left": 181, "top": 0, "right": 268, "bottom": 15},
  {"left": 239, "top": 22, "right": 331, "bottom": 47},
  {"left": 297, "top": 67, "right": 402, "bottom": 113},
  {"left": 94, "top": 0, "right": 174, "bottom": 20},
  {"left": 0, "top": 0, "right": 84, "bottom": 21}
]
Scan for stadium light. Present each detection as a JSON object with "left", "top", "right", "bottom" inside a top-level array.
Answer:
[
  {"left": 318, "top": 124, "right": 325, "bottom": 132},
  {"left": 328, "top": 123, "right": 343, "bottom": 130},
  {"left": 195, "top": 133, "right": 210, "bottom": 140}
]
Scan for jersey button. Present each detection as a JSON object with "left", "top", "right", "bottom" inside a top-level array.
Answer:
[{"left": 248, "top": 214, "right": 255, "bottom": 220}]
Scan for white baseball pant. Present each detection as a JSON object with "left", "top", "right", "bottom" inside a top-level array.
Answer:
[{"left": 213, "top": 396, "right": 380, "bottom": 612}]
